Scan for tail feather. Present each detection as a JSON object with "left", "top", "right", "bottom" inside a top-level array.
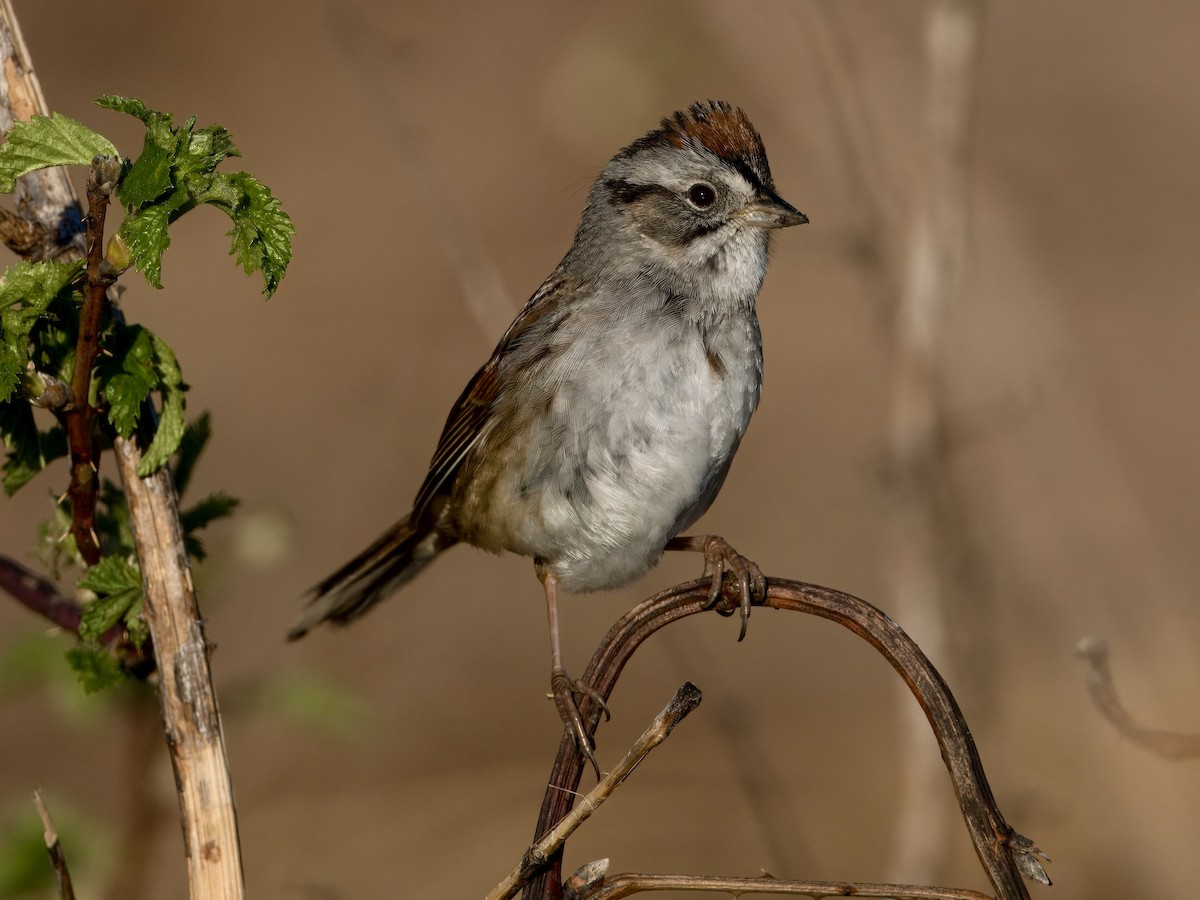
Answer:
[{"left": 287, "top": 517, "right": 454, "bottom": 640}]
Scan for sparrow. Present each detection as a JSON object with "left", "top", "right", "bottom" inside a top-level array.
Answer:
[{"left": 290, "top": 100, "right": 806, "bottom": 775}]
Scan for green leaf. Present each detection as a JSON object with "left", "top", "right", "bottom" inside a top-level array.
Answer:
[
  {"left": 0, "top": 259, "right": 83, "bottom": 402},
  {"left": 78, "top": 553, "right": 141, "bottom": 596},
  {"left": 123, "top": 596, "right": 148, "bottom": 646},
  {"left": 101, "top": 326, "right": 157, "bottom": 437},
  {"left": 208, "top": 172, "right": 293, "bottom": 296},
  {"left": 118, "top": 136, "right": 173, "bottom": 208},
  {"left": 115, "top": 101, "right": 179, "bottom": 209},
  {"left": 64, "top": 645, "right": 125, "bottom": 693},
  {"left": 0, "top": 259, "right": 81, "bottom": 313},
  {"left": 176, "top": 124, "right": 240, "bottom": 197},
  {"left": 77, "top": 555, "right": 143, "bottom": 646},
  {"left": 0, "top": 113, "right": 119, "bottom": 193},
  {"left": 78, "top": 589, "right": 139, "bottom": 643},
  {"left": 95, "top": 96, "right": 290, "bottom": 295},
  {"left": 0, "top": 399, "right": 67, "bottom": 495},
  {"left": 116, "top": 204, "right": 171, "bottom": 288},
  {"left": 182, "top": 491, "right": 239, "bottom": 532},
  {"left": 94, "top": 95, "right": 155, "bottom": 123},
  {"left": 137, "top": 334, "right": 186, "bottom": 475},
  {"left": 181, "top": 490, "right": 239, "bottom": 561},
  {"left": 172, "top": 411, "right": 212, "bottom": 496}
]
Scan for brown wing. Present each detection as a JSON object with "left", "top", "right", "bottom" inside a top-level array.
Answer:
[
  {"left": 407, "top": 272, "right": 577, "bottom": 524},
  {"left": 409, "top": 353, "right": 501, "bottom": 523}
]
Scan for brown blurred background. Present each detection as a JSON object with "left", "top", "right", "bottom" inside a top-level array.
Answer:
[{"left": 2, "top": 1, "right": 1199, "bottom": 897}]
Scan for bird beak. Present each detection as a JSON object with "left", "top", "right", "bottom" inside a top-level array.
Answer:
[{"left": 742, "top": 189, "right": 809, "bottom": 229}]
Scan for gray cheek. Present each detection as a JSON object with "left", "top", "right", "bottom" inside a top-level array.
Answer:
[{"left": 633, "top": 196, "right": 695, "bottom": 247}]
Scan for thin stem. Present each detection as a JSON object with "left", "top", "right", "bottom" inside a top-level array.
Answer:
[
  {"left": 523, "top": 579, "right": 1045, "bottom": 900},
  {"left": 64, "top": 161, "right": 119, "bottom": 565},
  {"left": 577, "top": 872, "right": 992, "bottom": 900},
  {"left": 33, "top": 790, "right": 76, "bottom": 900},
  {"left": 0, "top": 553, "right": 83, "bottom": 632},
  {"left": 1076, "top": 636, "right": 1200, "bottom": 760},
  {"left": 0, "top": 551, "right": 153, "bottom": 675},
  {"left": 491, "top": 683, "right": 702, "bottom": 900}
]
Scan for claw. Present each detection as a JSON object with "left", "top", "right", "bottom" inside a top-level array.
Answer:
[
  {"left": 552, "top": 667, "right": 609, "bottom": 780},
  {"left": 668, "top": 534, "right": 766, "bottom": 641}
]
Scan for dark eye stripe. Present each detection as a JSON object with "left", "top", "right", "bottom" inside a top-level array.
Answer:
[{"left": 607, "top": 178, "right": 663, "bottom": 205}]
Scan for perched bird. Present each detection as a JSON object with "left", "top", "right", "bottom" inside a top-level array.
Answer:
[{"left": 290, "top": 101, "right": 806, "bottom": 774}]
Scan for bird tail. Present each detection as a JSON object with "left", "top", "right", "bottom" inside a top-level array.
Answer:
[{"left": 287, "top": 516, "right": 455, "bottom": 640}]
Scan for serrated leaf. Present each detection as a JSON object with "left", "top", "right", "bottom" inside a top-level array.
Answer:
[
  {"left": 0, "top": 259, "right": 82, "bottom": 313},
  {"left": 101, "top": 326, "right": 157, "bottom": 437},
  {"left": 115, "top": 102, "right": 179, "bottom": 209},
  {"left": 123, "top": 597, "right": 148, "bottom": 646},
  {"left": 78, "top": 554, "right": 141, "bottom": 595},
  {"left": 94, "top": 95, "right": 155, "bottom": 123},
  {"left": 208, "top": 172, "right": 293, "bottom": 296},
  {"left": 0, "top": 400, "right": 67, "bottom": 495},
  {"left": 116, "top": 204, "right": 170, "bottom": 288},
  {"left": 0, "top": 400, "right": 39, "bottom": 494},
  {"left": 137, "top": 334, "right": 186, "bottom": 475},
  {"left": 172, "top": 411, "right": 212, "bottom": 496},
  {"left": 0, "top": 113, "right": 119, "bottom": 193},
  {"left": 0, "top": 260, "right": 83, "bottom": 402},
  {"left": 79, "top": 588, "right": 139, "bottom": 643},
  {"left": 181, "top": 124, "right": 239, "bottom": 175},
  {"left": 118, "top": 137, "right": 172, "bottom": 208},
  {"left": 64, "top": 645, "right": 125, "bottom": 693},
  {"left": 182, "top": 491, "right": 239, "bottom": 558},
  {"left": 0, "top": 349, "right": 19, "bottom": 403},
  {"left": 78, "top": 554, "right": 143, "bottom": 647},
  {"left": 182, "top": 491, "right": 239, "bottom": 531}
]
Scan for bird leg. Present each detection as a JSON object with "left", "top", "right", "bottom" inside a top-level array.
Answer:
[
  {"left": 538, "top": 563, "right": 610, "bottom": 780},
  {"left": 666, "top": 534, "right": 766, "bottom": 641}
]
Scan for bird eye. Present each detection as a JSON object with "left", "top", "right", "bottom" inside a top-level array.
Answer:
[{"left": 687, "top": 183, "right": 717, "bottom": 209}]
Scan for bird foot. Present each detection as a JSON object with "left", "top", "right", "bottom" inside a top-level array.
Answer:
[
  {"left": 668, "top": 534, "right": 766, "bottom": 641},
  {"left": 550, "top": 666, "right": 610, "bottom": 780}
]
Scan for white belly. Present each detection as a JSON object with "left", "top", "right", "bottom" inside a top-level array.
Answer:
[{"left": 495, "top": 308, "right": 761, "bottom": 592}]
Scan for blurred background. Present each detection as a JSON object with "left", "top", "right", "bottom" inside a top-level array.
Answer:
[{"left": 1, "top": 0, "right": 1198, "bottom": 897}]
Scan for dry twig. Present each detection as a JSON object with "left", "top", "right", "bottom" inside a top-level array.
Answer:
[
  {"left": 572, "top": 871, "right": 992, "bottom": 900},
  {"left": 33, "top": 790, "right": 76, "bottom": 900},
  {"left": 522, "top": 578, "right": 1047, "bottom": 900},
  {"left": 1076, "top": 636, "right": 1200, "bottom": 760},
  {"left": 489, "top": 683, "right": 703, "bottom": 900}
]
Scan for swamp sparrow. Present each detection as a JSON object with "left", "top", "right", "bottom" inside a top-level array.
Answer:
[{"left": 290, "top": 100, "right": 806, "bottom": 774}]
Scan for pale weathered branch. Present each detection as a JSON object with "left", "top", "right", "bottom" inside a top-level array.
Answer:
[
  {"left": 0, "top": 0, "right": 85, "bottom": 258},
  {"left": 33, "top": 789, "right": 76, "bottom": 900},
  {"left": 113, "top": 436, "right": 244, "bottom": 897}
]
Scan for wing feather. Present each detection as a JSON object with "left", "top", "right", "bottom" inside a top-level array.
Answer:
[{"left": 408, "top": 273, "right": 577, "bottom": 523}]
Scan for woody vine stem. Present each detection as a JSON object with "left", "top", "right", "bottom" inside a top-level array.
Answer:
[{"left": 0, "top": 4, "right": 246, "bottom": 897}]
